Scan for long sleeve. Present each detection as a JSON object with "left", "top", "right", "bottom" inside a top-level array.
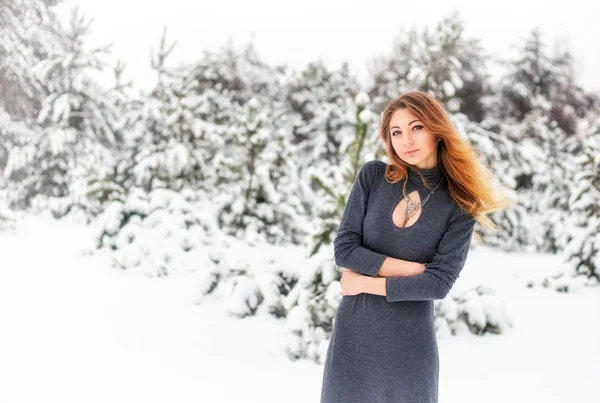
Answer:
[
  {"left": 333, "top": 160, "right": 388, "bottom": 277},
  {"left": 385, "top": 208, "right": 476, "bottom": 302}
]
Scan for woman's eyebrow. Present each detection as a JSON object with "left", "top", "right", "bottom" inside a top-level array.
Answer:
[{"left": 390, "top": 120, "right": 421, "bottom": 130}]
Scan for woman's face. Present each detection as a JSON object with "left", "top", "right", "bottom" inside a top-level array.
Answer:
[{"left": 389, "top": 108, "right": 439, "bottom": 169}]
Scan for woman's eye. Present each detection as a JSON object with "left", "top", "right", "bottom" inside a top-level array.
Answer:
[{"left": 392, "top": 126, "right": 423, "bottom": 136}]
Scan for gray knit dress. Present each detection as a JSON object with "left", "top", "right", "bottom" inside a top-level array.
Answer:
[{"left": 320, "top": 159, "right": 476, "bottom": 403}]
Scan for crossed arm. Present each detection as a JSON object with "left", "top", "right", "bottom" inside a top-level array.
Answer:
[
  {"left": 368, "top": 256, "right": 425, "bottom": 278},
  {"left": 335, "top": 209, "right": 476, "bottom": 302},
  {"left": 337, "top": 256, "right": 426, "bottom": 298},
  {"left": 334, "top": 160, "right": 475, "bottom": 302},
  {"left": 372, "top": 258, "right": 426, "bottom": 295}
]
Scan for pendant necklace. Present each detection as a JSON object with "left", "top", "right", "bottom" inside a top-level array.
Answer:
[{"left": 402, "top": 176, "right": 443, "bottom": 222}]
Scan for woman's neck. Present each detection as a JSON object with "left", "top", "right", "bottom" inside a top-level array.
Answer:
[{"left": 407, "top": 164, "right": 444, "bottom": 188}]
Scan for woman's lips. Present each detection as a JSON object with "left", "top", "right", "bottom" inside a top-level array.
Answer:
[{"left": 405, "top": 149, "right": 419, "bottom": 155}]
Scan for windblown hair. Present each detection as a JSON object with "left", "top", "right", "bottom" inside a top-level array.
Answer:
[{"left": 378, "top": 91, "right": 516, "bottom": 242}]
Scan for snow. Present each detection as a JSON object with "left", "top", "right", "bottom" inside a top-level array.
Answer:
[{"left": 1, "top": 214, "right": 599, "bottom": 403}]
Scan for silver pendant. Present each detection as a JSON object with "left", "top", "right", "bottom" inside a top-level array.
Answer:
[
  {"left": 401, "top": 173, "right": 443, "bottom": 224},
  {"left": 405, "top": 198, "right": 420, "bottom": 222}
]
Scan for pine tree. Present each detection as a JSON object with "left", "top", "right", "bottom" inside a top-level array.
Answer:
[
  {"left": 495, "top": 27, "right": 595, "bottom": 132},
  {"left": 90, "top": 28, "right": 224, "bottom": 276},
  {"left": 0, "top": 106, "right": 37, "bottom": 230},
  {"left": 495, "top": 28, "right": 556, "bottom": 123},
  {"left": 534, "top": 125, "right": 583, "bottom": 252},
  {"left": 306, "top": 91, "right": 384, "bottom": 256},
  {"left": 3, "top": 7, "right": 122, "bottom": 220},
  {"left": 549, "top": 48, "right": 598, "bottom": 136},
  {"left": 284, "top": 60, "right": 365, "bottom": 251},
  {"left": 284, "top": 92, "right": 384, "bottom": 362},
  {"left": 116, "top": 27, "right": 207, "bottom": 193},
  {"left": 214, "top": 94, "right": 301, "bottom": 244},
  {"left": 286, "top": 60, "right": 361, "bottom": 163},
  {"left": 367, "top": 10, "right": 491, "bottom": 122},
  {"left": 0, "top": 0, "right": 64, "bottom": 122},
  {"left": 564, "top": 119, "right": 600, "bottom": 285},
  {"left": 182, "top": 40, "right": 309, "bottom": 245},
  {"left": 527, "top": 117, "right": 600, "bottom": 290},
  {"left": 492, "top": 27, "right": 596, "bottom": 253}
]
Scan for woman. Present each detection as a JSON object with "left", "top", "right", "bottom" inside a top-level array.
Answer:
[{"left": 320, "top": 91, "right": 514, "bottom": 403}]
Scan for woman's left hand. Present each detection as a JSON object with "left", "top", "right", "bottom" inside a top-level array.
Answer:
[{"left": 340, "top": 268, "right": 366, "bottom": 296}]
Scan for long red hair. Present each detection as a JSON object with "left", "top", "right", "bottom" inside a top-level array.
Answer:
[{"left": 378, "top": 91, "right": 516, "bottom": 242}]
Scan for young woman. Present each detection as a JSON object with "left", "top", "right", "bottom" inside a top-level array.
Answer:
[{"left": 319, "top": 91, "right": 514, "bottom": 403}]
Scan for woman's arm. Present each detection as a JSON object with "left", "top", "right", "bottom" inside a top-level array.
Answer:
[
  {"left": 333, "top": 160, "right": 389, "bottom": 277},
  {"left": 363, "top": 277, "right": 387, "bottom": 297},
  {"left": 342, "top": 208, "right": 476, "bottom": 300},
  {"left": 377, "top": 257, "right": 425, "bottom": 278},
  {"left": 340, "top": 261, "right": 426, "bottom": 296},
  {"left": 368, "top": 210, "right": 476, "bottom": 301}
]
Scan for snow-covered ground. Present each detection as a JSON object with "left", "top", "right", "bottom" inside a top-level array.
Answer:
[{"left": 1, "top": 214, "right": 598, "bottom": 403}]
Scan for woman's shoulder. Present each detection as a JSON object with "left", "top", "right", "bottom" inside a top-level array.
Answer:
[
  {"left": 361, "top": 159, "right": 387, "bottom": 178},
  {"left": 447, "top": 202, "right": 477, "bottom": 229},
  {"left": 357, "top": 159, "right": 388, "bottom": 188}
]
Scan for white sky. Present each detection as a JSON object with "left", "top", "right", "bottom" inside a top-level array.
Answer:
[{"left": 56, "top": 0, "right": 600, "bottom": 93}]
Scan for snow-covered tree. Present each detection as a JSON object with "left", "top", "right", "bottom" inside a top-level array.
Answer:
[
  {"left": 89, "top": 29, "right": 219, "bottom": 276},
  {"left": 548, "top": 48, "right": 598, "bottom": 136},
  {"left": 3, "top": 8, "right": 123, "bottom": 220},
  {"left": 224, "top": 99, "right": 311, "bottom": 244},
  {"left": 367, "top": 10, "right": 491, "bottom": 121},
  {"left": 306, "top": 92, "right": 384, "bottom": 256},
  {"left": 181, "top": 40, "right": 311, "bottom": 245},
  {"left": 495, "top": 29, "right": 557, "bottom": 124},
  {"left": 494, "top": 27, "right": 595, "bottom": 134},
  {"left": 532, "top": 124, "right": 584, "bottom": 252},
  {"left": 0, "top": 0, "right": 66, "bottom": 202},
  {"left": 489, "top": 27, "right": 597, "bottom": 253},
  {"left": 282, "top": 61, "right": 365, "bottom": 245},
  {"left": 0, "top": 0, "right": 65, "bottom": 122},
  {"left": 119, "top": 28, "right": 209, "bottom": 193},
  {"left": 286, "top": 60, "right": 361, "bottom": 164},
  {"left": 528, "top": 117, "right": 600, "bottom": 290},
  {"left": 562, "top": 121, "right": 600, "bottom": 285},
  {"left": 0, "top": 107, "right": 32, "bottom": 231},
  {"left": 91, "top": 36, "right": 313, "bottom": 278},
  {"left": 435, "top": 285, "right": 514, "bottom": 336},
  {"left": 92, "top": 185, "right": 225, "bottom": 277}
]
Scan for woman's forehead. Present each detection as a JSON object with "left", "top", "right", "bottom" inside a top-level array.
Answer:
[{"left": 390, "top": 109, "right": 421, "bottom": 126}]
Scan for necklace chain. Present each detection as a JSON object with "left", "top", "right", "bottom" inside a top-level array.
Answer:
[{"left": 402, "top": 176, "right": 443, "bottom": 222}]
